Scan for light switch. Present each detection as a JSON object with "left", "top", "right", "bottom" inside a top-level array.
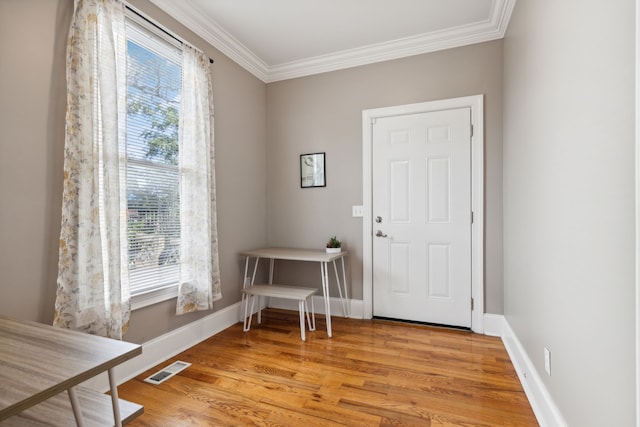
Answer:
[
  {"left": 544, "top": 347, "right": 551, "bottom": 375},
  {"left": 352, "top": 205, "right": 363, "bottom": 217}
]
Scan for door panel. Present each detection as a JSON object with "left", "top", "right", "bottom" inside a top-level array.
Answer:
[
  {"left": 427, "top": 157, "right": 451, "bottom": 223},
  {"left": 390, "top": 241, "right": 410, "bottom": 294},
  {"left": 372, "top": 108, "right": 471, "bottom": 327},
  {"left": 427, "top": 243, "right": 451, "bottom": 298},
  {"left": 390, "top": 160, "right": 410, "bottom": 222}
]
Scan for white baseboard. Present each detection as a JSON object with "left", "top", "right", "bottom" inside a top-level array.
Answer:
[
  {"left": 484, "top": 313, "right": 567, "bottom": 427},
  {"left": 83, "top": 302, "right": 242, "bottom": 392},
  {"left": 482, "top": 313, "right": 505, "bottom": 337}
]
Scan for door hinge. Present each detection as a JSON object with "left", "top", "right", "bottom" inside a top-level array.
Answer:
[
  {"left": 470, "top": 123, "right": 474, "bottom": 138},
  {"left": 471, "top": 211, "right": 474, "bottom": 224},
  {"left": 471, "top": 298, "right": 474, "bottom": 311}
]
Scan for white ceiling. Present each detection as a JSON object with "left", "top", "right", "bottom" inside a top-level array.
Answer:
[{"left": 148, "top": 0, "right": 516, "bottom": 83}]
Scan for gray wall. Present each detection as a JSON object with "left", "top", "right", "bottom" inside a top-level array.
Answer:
[
  {"left": 0, "top": 0, "right": 268, "bottom": 343},
  {"left": 0, "top": 0, "right": 68, "bottom": 324},
  {"left": 502, "top": 0, "right": 636, "bottom": 425},
  {"left": 266, "top": 40, "right": 504, "bottom": 313}
]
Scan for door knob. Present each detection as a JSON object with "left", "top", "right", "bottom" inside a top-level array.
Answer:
[
  {"left": 375, "top": 230, "right": 388, "bottom": 238},
  {"left": 375, "top": 216, "right": 383, "bottom": 223}
]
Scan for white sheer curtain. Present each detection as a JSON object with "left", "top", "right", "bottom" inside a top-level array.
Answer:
[
  {"left": 54, "top": 0, "right": 130, "bottom": 339},
  {"left": 176, "top": 45, "right": 222, "bottom": 314}
]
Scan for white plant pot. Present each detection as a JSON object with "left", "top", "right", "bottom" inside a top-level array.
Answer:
[{"left": 326, "top": 247, "right": 341, "bottom": 254}]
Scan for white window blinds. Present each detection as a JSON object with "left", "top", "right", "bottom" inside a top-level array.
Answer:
[{"left": 125, "top": 18, "right": 183, "bottom": 296}]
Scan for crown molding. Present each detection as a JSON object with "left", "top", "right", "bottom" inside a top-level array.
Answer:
[
  {"left": 148, "top": 0, "right": 515, "bottom": 83},
  {"left": 147, "top": 0, "right": 269, "bottom": 81}
]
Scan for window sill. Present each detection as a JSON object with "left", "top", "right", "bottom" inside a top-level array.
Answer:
[{"left": 131, "top": 284, "right": 178, "bottom": 311}]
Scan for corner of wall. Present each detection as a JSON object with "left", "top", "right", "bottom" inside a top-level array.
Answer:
[{"left": 483, "top": 313, "right": 567, "bottom": 427}]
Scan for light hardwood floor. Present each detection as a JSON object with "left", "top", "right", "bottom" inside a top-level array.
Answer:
[{"left": 118, "top": 309, "right": 538, "bottom": 426}]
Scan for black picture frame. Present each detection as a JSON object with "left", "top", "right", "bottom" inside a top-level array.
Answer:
[{"left": 300, "top": 152, "right": 326, "bottom": 188}]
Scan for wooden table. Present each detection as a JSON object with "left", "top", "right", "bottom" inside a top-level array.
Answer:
[
  {"left": 0, "top": 316, "right": 143, "bottom": 426},
  {"left": 240, "top": 247, "right": 349, "bottom": 339}
]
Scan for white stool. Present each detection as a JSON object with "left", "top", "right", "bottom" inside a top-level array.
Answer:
[{"left": 241, "top": 284, "right": 317, "bottom": 341}]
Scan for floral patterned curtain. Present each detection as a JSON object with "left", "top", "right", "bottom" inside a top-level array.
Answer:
[
  {"left": 54, "top": 0, "right": 129, "bottom": 339},
  {"left": 176, "top": 45, "right": 222, "bottom": 314}
]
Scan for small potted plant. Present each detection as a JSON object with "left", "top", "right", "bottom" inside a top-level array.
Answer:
[{"left": 326, "top": 236, "right": 342, "bottom": 253}]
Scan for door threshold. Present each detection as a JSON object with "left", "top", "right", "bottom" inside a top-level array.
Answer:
[{"left": 373, "top": 316, "right": 471, "bottom": 332}]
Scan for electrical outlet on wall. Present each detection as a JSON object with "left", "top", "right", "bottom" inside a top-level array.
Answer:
[{"left": 544, "top": 347, "right": 551, "bottom": 375}]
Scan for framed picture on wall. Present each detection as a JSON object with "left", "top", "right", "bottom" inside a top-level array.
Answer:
[{"left": 300, "top": 152, "right": 326, "bottom": 188}]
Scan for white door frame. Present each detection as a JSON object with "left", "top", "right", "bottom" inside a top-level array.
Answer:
[{"left": 362, "top": 95, "right": 485, "bottom": 333}]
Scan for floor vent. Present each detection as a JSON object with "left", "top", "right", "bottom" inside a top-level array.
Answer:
[{"left": 143, "top": 360, "right": 191, "bottom": 385}]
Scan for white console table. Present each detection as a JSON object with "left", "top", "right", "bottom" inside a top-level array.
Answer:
[{"left": 240, "top": 247, "right": 349, "bottom": 339}]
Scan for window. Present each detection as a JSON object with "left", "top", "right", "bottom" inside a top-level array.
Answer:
[
  {"left": 125, "top": 15, "right": 183, "bottom": 307},
  {"left": 56, "top": 2, "right": 219, "bottom": 335}
]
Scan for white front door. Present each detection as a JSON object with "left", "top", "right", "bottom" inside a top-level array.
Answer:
[{"left": 372, "top": 107, "right": 472, "bottom": 327}]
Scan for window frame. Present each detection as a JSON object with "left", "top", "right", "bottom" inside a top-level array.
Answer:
[{"left": 125, "top": 10, "right": 184, "bottom": 310}]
